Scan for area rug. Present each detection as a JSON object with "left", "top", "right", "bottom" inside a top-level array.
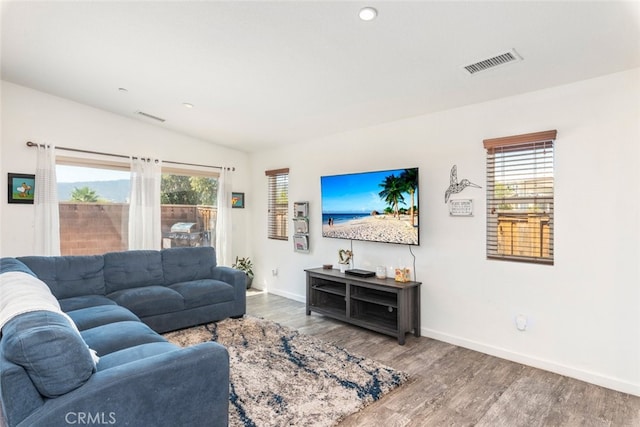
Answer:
[{"left": 163, "top": 316, "right": 408, "bottom": 427}]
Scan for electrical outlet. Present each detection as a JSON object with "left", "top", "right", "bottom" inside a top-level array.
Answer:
[
  {"left": 272, "top": 268, "right": 278, "bottom": 277},
  {"left": 515, "top": 314, "right": 528, "bottom": 331}
]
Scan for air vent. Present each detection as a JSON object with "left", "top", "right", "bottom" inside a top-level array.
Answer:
[
  {"left": 463, "top": 49, "right": 522, "bottom": 75},
  {"left": 136, "top": 111, "right": 166, "bottom": 123}
]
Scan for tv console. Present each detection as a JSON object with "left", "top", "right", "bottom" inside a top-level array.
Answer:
[{"left": 305, "top": 267, "right": 421, "bottom": 345}]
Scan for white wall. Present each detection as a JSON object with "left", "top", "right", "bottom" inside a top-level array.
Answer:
[
  {"left": 2, "top": 71, "right": 638, "bottom": 396},
  {"left": 249, "top": 69, "right": 640, "bottom": 396},
  {"left": 0, "top": 81, "right": 251, "bottom": 260}
]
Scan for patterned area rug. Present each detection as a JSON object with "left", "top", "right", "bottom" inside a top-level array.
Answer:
[{"left": 164, "top": 316, "right": 408, "bottom": 427}]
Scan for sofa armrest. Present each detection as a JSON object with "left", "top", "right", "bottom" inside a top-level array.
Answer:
[
  {"left": 17, "top": 342, "right": 229, "bottom": 427},
  {"left": 211, "top": 266, "right": 245, "bottom": 288},
  {"left": 211, "top": 266, "right": 246, "bottom": 316},
  {"left": 0, "top": 358, "right": 44, "bottom": 427}
]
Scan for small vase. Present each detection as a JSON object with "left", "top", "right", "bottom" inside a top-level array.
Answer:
[{"left": 339, "top": 263, "right": 347, "bottom": 273}]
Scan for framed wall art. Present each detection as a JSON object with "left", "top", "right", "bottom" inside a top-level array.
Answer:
[
  {"left": 232, "top": 192, "right": 245, "bottom": 208},
  {"left": 8, "top": 173, "right": 35, "bottom": 204}
]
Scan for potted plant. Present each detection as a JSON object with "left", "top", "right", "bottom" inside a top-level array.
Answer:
[{"left": 232, "top": 256, "right": 254, "bottom": 289}]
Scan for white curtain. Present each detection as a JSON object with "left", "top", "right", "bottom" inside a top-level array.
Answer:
[
  {"left": 34, "top": 144, "right": 61, "bottom": 255},
  {"left": 128, "top": 157, "right": 162, "bottom": 250},
  {"left": 215, "top": 167, "right": 233, "bottom": 266}
]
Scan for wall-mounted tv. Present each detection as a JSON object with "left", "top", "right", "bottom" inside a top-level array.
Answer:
[{"left": 321, "top": 168, "right": 419, "bottom": 245}]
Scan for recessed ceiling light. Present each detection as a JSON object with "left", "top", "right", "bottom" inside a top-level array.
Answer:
[
  {"left": 359, "top": 7, "right": 377, "bottom": 21},
  {"left": 183, "top": 103, "right": 194, "bottom": 108}
]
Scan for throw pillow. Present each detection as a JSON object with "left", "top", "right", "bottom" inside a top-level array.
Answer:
[{"left": 2, "top": 311, "right": 96, "bottom": 398}]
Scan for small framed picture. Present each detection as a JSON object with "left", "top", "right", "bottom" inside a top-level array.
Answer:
[
  {"left": 294, "top": 201, "right": 308, "bottom": 218},
  {"left": 293, "top": 235, "right": 309, "bottom": 253},
  {"left": 293, "top": 218, "right": 309, "bottom": 234},
  {"left": 232, "top": 192, "right": 245, "bottom": 208},
  {"left": 8, "top": 173, "right": 35, "bottom": 204}
]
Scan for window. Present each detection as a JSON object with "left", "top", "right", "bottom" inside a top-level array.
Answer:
[
  {"left": 160, "top": 170, "right": 218, "bottom": 249},
  {"left": 57, "top": 161, "right": 130, "bottom": 255},
  {"left": 266, "top": 168, "right": 289, "bottom": 240},
  {"left": 484, "top": 130, "right": 556, "bottom": 265},
  {"left": 56, "top": 159, "right": 218, "bottom": 255}
]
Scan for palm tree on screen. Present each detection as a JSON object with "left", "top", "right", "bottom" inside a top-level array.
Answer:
[
  {"left": 378, "top": 174, "right": 405, "bottom": 218},
  {"left": 400, "top": 169, "right": 418, "bottom": 226}
]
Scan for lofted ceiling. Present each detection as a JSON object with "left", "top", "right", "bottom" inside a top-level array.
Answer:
[{"left": 1, "top": 1, "right": 639, "bottom": 153}]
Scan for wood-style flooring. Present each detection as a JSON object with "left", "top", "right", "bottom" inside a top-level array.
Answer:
[{"left": 246, "top": 292, "right": 640, "bottom": 427}]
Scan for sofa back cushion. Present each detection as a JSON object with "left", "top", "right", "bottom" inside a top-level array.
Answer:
[
  {"left": 0, "top": 258, "right": 36, "bottom": 276},
  {"left": 2, "top": 311, "right": 95, "bottom": 398},
  {"left": 18, "top": 255, "right": 105, "bottom": 299},
  {"left": 162, "top": 246, "right": 217, "bottom": 284},
  {"left": 104, "top": 250, "right": 164, "bottom": 293}
]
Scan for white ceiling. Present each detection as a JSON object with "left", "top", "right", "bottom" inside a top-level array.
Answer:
[{"left": 2, "top": 1, "right": 639, "bottom": 153}]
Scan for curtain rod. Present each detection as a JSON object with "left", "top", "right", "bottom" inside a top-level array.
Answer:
[{"left": 26, "top": 141, "right": 235, "bottom": 171}]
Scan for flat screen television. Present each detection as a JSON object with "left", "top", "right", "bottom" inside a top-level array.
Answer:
[{"left": 321, "top": 168, "right": 419, "bottom": 245}]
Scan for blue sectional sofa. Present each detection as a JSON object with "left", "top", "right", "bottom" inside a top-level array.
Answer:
[{"left": 0, "top": 246, "right": 246, "bottom": 427}]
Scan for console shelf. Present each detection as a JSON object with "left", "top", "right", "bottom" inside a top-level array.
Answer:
[
  {"left": 311, "top": 281, "right": 346, "bottom": 296},
  {"left": 305, "top": 268, "right": 421, "bottom": 345}
]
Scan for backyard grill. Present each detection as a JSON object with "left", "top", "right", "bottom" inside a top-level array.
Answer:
[
  {"left": 163, "top": 222, "right": 203, "bottom": 247},
  {"left": 170, "top": 222, "right": 198, "bottom": 233}
]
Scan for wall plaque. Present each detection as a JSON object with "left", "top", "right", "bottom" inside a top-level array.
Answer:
[{"left": 449, "top": 199, "right": 473, "bottom": 216}]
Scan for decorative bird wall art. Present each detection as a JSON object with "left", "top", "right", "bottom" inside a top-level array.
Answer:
[{"left": 444, "top": 165, "right": 481, "bottom": 203}]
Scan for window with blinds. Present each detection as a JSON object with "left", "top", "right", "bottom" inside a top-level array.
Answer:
[
  {"left": 484, "top": 130, "right": 556, "bottom": 265},
  {"left": 265, "top": 168, "right": 289, "bottom": 240}
]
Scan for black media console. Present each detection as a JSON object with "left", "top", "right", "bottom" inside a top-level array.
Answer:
[{"left": 305, "top": 267, "right": 421, "bottom": 345}]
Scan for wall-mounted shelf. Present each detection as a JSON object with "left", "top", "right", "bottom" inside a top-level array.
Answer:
[{"left": 293, "top": 201, "right": 309, "bottom": 253}]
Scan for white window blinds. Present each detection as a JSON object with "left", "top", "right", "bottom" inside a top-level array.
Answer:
[
  {"left": 266, "top": 168, "right": 289, "bottom": 240},
  {"left": 484, "top": 130, "right": 557, "bottom": 265}
]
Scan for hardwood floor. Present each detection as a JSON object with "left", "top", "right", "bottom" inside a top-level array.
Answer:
[{"left": 246, "top": 292, "right": 640, "bottom": 426}]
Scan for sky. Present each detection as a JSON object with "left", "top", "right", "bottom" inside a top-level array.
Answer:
[
  {"left": 321, "top": 168, "right": 418, "bottom": 213},
  {"left": 56, "top": 165, "right": 129, "bottom": 183}
]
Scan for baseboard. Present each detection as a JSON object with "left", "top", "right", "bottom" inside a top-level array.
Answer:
[
  {"left": 265, "top": 288, "right": 306, "bottom": 304},
  {"left": 422, "top": 327, "right": 640, "bottom": 397}
]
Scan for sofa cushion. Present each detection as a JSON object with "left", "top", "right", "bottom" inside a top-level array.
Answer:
[
  {"left": 81, "top": 321, "right": 167, "bottom": 356},
  {"left": 96, "top": 342, "right": 180, "bottom": 371},
  {"left": 67, "top": 305, "right": 140, "bottom": 331},
  {"left": 0, "top": 258, "right": 36, "bottom": 276},
  {"left": 162, "top": 246, "right": 217, "bottom": 284},
  {"left": 108, "top": 286, "right": 184, "bottom": 318},
  {"left": 58, "top": 295, "right": 117, "bottom": 313},
  {"left": 1, "top": 311, "right": 95, "bottom": 398},
  {"left": 104, "top": 250, "right": 164, "bottom": 293},
  {"left": 169, "top": 279, "right": 235, "bottom": 309},
  {"left": 18, "top": 255, "right": 105, "bottom": 299}
]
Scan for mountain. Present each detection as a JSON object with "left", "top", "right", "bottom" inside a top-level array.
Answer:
[{"left": 58, "top": 180, "right": 130, "bottom": 202}]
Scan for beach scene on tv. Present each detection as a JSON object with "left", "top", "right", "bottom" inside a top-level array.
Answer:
[{"left": 321, "top": 168, "right": 419, "bottom": 245}]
